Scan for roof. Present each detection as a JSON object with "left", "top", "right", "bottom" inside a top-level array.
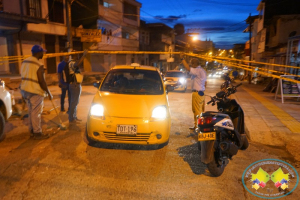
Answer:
[{"left": 111, "top": 65, "right": 158, "bottom": 71}]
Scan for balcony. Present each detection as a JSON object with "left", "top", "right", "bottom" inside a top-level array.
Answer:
[{"left": 95, "top": 35, "right": 139, "bottom": 51}]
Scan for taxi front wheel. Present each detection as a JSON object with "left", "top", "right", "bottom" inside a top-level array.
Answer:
[{"left": 0, "top": 111, "right": 5, "bottom": 142}]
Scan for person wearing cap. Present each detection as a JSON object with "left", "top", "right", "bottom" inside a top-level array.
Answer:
[
  {"left": 20, "top": 45, "right": 53, "bottom": 139},
  {"left": 66, "top": 49, "right": 88, "bottom": 124},
  {"left": 180, "top": 55, "right": 207, "bottom": 130}
]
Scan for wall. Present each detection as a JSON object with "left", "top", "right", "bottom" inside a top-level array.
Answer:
[{"left": 0, "top": 37, "right": 9, "bottom": 73}]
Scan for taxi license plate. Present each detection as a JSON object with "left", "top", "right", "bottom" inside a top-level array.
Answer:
[
  {"left": 198, "top": 132, "right": 216, "bottom": 141},
  {"left": 117, "top": 125, "right": 137, "bottom": 135}
]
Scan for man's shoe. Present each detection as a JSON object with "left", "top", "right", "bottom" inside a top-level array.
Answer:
[
  {"left": 75, "top": 118, "right": 82, "bottom": 121},
  {"left": 189, "top": 127, "right": 196, "bottom": 130},
  {"left": 61, "top": 109, "right": 66, "bottom": 112},
  {"left": 33, "top": 132, "right": 49, "bottom": 140}
]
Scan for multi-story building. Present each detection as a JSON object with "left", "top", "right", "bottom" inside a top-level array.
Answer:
[
  {"left": 139, "top": 23, "right": 175, "bottom": 72},
  {"left": 83, "top": 0, "right": 142, "bottom": 72},
  {"left": 245, "top": 0, "right": 300, "bottom": 73},
  {"left": 0, "top": 0, "right": 72, "bottom": 74},
  {"left": 0, "top": 0, "right": 142, "bottom": 74}
]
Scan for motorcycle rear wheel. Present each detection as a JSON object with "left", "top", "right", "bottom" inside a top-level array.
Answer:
[
  {"left": 207, "top": 152, "right": 225, "bottom": 177},
  {"left": 240, "top": 134, "right": 249, "bottom": 150}
]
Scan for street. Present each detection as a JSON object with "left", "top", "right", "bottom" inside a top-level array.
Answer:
[{"left": 0, "top": 78, "right": 299, "bottom": 200}]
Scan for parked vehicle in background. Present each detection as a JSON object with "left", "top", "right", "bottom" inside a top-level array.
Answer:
[
  {"left": 0, "top": 79, "right": 13, "bottom": 141},
  {"left": 164, "top": 70, "right": 187, "bottom": 92},
  {"left": 86, "top": 64, "right": 171, "bottom": 148}
]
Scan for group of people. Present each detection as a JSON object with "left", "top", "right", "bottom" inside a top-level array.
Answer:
[
  {"left": 20, "top": 45, "right": 87, "bottom": 139},
  {"left": 20, "top": 45, "right": 206, "bottom": 140}
]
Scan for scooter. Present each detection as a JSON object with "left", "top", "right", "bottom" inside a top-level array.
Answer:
[{"left": 196, "top": 83, "right": 249, "bottom": 177}]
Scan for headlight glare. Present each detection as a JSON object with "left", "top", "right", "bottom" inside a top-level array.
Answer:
[
  {"left": 152, "top": 106, "right": 167, "bottom": 119},
  {"left": 90, "top": 104, "right": 104, "bottom": 117},
  {"left": 179, "top": 78, "right": 185, "bottom": 84}
]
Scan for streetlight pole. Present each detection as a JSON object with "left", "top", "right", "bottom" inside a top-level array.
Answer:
[{"left": 66, "top": 0, "right": 74, "bottom": 52}]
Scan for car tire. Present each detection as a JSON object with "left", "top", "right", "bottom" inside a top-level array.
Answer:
[
  {"left": 0, "top": 111, "right": 6, "bottom": 142},
  {"left": 240, "top": 134, "right": 249, "bottom": 150},
  {"left": 197, "top": 141, "right": 201, "bottom": 151},
  {"left": 207, "top": 152, "right": 225, "bottom": 177}
]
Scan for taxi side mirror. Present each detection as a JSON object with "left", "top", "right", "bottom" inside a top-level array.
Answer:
[
  {"left": 93, "top": 81, "right": 101, "bottom": 88},
  {"left": 165, "top": 85, "right": 174, "bottom": 94}
]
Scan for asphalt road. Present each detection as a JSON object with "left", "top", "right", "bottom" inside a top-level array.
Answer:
[{"left": 0, "top": 78, "right": 299, "bottom": 200}]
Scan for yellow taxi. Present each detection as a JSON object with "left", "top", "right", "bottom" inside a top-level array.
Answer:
[{"left": 86, "top": 64, "right": 171, "bottom": 147}]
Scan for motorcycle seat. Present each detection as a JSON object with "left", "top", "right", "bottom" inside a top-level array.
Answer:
[{"left": 201, "top": 111, "right": 230, "bottom": 118}]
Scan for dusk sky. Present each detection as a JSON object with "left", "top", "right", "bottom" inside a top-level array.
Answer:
[{"left": 138, "top": 0, "right": 262, "bottom": 49}]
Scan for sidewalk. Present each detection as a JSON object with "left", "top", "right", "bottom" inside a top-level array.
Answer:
[{"left": 233, "top": 79, "right": 300, "bottom": 162}]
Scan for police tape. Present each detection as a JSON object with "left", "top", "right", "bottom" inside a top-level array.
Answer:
[{"left": 1, "top": 51, "right": 300, "bottom": 84}]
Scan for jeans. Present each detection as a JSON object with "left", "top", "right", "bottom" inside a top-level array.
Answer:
[
  {"left": 20, "top": 90, "right": 44, "bottom": 133},
  {"left": 60, "top": 84, "right": 70, "bottom": 111},
  {"left": 68, "top": 83, "right": 81, "bottom": 122}
]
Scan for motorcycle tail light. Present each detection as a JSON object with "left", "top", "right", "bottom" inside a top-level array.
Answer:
[
  {"left": 205, "top": 116, "right": 213, "bottom": 124},
  {"left": 198, "top": 117, "right": 204, "bottom": 125}
]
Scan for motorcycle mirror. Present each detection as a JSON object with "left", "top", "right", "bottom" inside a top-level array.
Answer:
[
  {"left": 216, "top": 91, "right": 226, "bottom": 98},
  {"left": 198, "top": 91, "right": 205, "bottom": 96}
]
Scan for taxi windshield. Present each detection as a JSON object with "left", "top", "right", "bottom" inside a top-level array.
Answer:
[
  {"left": 100, "top": 69, "right": 163, "bottom": 95},
  {"left": 165, "top": 72, "right": 185, "bottom": 77}
]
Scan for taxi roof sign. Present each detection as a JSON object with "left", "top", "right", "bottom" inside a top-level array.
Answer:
[{"left": 131, "top": 63, "right": 140, "bottom": 67}]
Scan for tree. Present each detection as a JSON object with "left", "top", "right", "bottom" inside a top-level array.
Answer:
[{"left": 174, "top": 24, "right": 185, "bottom": 35}]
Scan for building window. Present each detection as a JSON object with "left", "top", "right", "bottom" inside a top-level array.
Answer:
[
  {"left": 99, "top": 0, "right": 110, "bottom": 8},
  {"left": 123, "top": 2, "right": 137, "bottom": 21},
  {"left": 48, "top": 0, "right": 64, "bottom": 23},
  {"left": 26, "top": 0, "right": 42, "bottom": 18},
  {"left": 122, "top": 32, "right": 130, "bottom": 39},
  {"left": 0, "top": 0, "right": 3, "bottom": 11}
]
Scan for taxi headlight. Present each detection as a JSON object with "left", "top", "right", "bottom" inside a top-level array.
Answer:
[
  {"left": 179, "top": 78, "right": 185, "bottom": 84},
  {"left": 90, "top": 104, "right": 104, "bottom": 117},
  {"left": 151, "top": 106, "right": 167, "bottom": 119}
]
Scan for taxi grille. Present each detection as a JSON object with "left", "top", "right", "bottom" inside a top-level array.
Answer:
[{"left": 103, "top": 132, "right": 151, "bottom": 142}]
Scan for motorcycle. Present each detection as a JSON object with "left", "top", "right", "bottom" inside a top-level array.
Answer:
[
  {"left": 196, "top": 83, "right": 249, "bottom": 177},
  {"left": 220, "top": 73, "right": 234, "bottom": 91}
]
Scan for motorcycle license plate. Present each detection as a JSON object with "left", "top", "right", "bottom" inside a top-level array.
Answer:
[{"left": 198, "top": 132, "right": 216, "bottom": 141}]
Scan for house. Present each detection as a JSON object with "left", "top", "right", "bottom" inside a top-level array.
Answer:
[
  {"left": 82, "top": 0, "right": 142, "bottom": 72},
  {"left": 245, "top": 0, "right": 300, "bottom": 73},
  {"left": 139, "top": 22, "right": 175, "bottom": 72}
]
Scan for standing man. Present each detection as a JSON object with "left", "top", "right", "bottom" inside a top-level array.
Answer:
[
  {"left": 67, "top": 50, "right": 88, "bottom": 124},
  {"left": 20, "top": 45, "right": 53, "bottom": 139},
  {"left": 57, "top": 55, "right": 70, "bottom": 112},
  {"left": 181, "top": 56, "right": 207, "bottom": 130}
]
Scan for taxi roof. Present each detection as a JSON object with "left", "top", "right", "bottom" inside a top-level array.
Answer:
[{"left": 111, "top": 64, "right": 158, "bottom": 71}]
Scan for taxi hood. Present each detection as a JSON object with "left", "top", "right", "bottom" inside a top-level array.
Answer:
[{"left": 93, "top": 92, "right": 168, "bottom": 118}]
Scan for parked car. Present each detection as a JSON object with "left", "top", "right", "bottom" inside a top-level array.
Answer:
[
  {"left": 164, "top": 70, "right": 187, "bottom": 92},
  {"left": 0, "top": 79, "right": 13, "bottom": 141},
  {"left": 86, "top": 64, "right": 171, "bottom": 147}
]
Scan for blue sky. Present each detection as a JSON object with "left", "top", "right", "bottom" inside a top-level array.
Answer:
[{"left": 138, "top": 0, "right": 261, "bottom": 49}]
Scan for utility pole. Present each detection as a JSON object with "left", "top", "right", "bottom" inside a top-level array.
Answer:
[
  {"left": 66, "top": 0, "right": 74, "bottom": 52},
  {"left": 248, "top": 13, "right": 252, "bottom": 84}
]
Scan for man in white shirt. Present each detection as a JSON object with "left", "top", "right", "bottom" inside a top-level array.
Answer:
[{"left": 181, "top": 56, "right": 207, "bottom": 130}]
